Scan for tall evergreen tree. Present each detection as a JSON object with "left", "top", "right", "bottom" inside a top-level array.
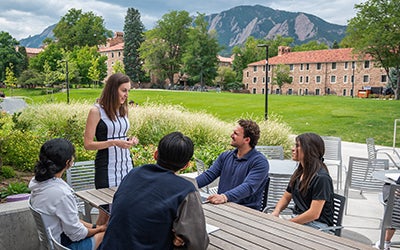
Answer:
[{"left": 123, "top": 8, "right": 145, "bottom": 82}]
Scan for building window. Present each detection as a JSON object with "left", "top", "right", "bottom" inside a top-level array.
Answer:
[
  {"left": 363, "top": 75, "right": 369, "bottom": 82},
  {"left": 262, "top": 65, "right": 265, "bottom": 71},
  {"left": 344, "top": 75, "right": 348, "bottom": 83},
  {"left": 327, "top": 88, "right": 331, "bottom": 95},
  {"left": 305, "top": 76, "right": 309, "bottom": 83},
  {"left": 305, "top": 89, "right": 309, "bottom": 95},
  {"left": 381, "top": 75, "right": 387, "bottom": 83},
  {"left": 332, "top": 62, "right": 337, "bottom": 70},
  {"left": 316, "top": 63, "right": 322, "bottom": 70},
  {"left": 253, "top": 66, "right": 257, "bottom": 72},
  {"left": 299, "top": 76, "right": 303, "bottom": 83},
  {"left": 288, "top": 89, "right": 292, "bottom": 95},
  {"left": 289, "top": 76, "right": 293, "bottom": 82},
  {"left": 253, "top": 77, "right": 257, "bottom": 83},
  {"left": 306, "top": 64, "right": 310, "bottom": 70},
  {"left": 316, "top": 75, "right": 321, "bottom": 83},
  {"left": 364, "top": 61, "right": 370, "bottom": 69},
  {"left": 252, "top": 88, "right": 256, "bottom": 94},
  {"left": 300, "top": 64, "right": 304, "bottom": 71},
  {"left": 316, "top": 89, "right": 320, "bottom": 95},
  {"left": 267, "top": 76, "right": 270, "bottom": 83},
  {"left": 275, "top": 89, "right": 280, "bottom": 94},
  {"left": 262, "top": 77, "right": 265, "bottom": 83},
  {"left": 330, "top": 75, "right": 336, "bottom": 83},
  {"left": 118, "top": 52, "right": 121, "bottom": 57},
  {"left": 289, "top": 64, "right": 294, "bottom": 71},
  {"left": 299, "top": 89, "right": 302, "bottom": 95},
  {"left": 246, "top": 72, "right": 249, "bottom": 77},
  {"left": 111, "top": 52, "right": 114, "bottom": 58},
  {"left": 343, "top": 89, "right": 347, "bottom": 96},
  {"left": 344, "top": 62, "right": 349, "bottom": 69}
]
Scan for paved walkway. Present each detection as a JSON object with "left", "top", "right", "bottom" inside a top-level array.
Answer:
[{"left": 333, "top": 141, "right": 399, "bottom": 246}]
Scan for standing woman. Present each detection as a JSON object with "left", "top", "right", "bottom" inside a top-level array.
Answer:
[
  {"left": 271, "top": 133, "right": 334, "bottom": 229},
  {"left": 29, "top": 138, "right": 106, "bottom": 249},
  {"left": 84, "top": 73, "right": 138, "bottom": 225}
]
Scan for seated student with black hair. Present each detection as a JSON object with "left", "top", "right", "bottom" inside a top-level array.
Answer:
[
  {"left": 100, "top": 131, "right": 209, "bottom": 250},
  {"left": 29, "top": 138, "right": 106, "bottom": 250}
]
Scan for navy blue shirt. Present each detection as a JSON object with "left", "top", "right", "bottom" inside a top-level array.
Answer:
[
  {"left": 100, "top": 164, "right": 209, "bottom": 250},
  {"left": 196, "top": 148, "right": 269, "bottom": 210}
]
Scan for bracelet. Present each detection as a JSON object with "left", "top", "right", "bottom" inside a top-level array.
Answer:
[
  {"left": 222, "top": 194, "right": 228, "bottom": 203},
  {"left": 92, "top": 223, "right": 97, "bottom": 229}
]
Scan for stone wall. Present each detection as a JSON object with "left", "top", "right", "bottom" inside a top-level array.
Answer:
[{"left": 0, "top": 200, "right": 40, "bottom": 250}]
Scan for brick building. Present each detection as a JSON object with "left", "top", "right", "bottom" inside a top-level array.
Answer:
[
  {"left": 243, "top": 46, "right": 388, "bottom": 96},
  {"left": 98, "top": 32, "right": 124, "bottom": 79}
]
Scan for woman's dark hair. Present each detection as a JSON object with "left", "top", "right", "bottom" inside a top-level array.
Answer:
[
  {"left": 289, "top": 133, "right": 328, "bottom": 195},
  {"left": 156, "top": 132, "right": 194, "bottom": 172},
  {"left": 99, "top": 72, "right": 131, "bottom": 121},
  {"left": 34, "top": 138, "right": 76, "bottom": 182},
  {"left": 238, "top": 119, "right": 260, "bottom": 148}
]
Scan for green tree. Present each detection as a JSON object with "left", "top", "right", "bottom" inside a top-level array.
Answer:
[
  {"left": 112, "top": 61, "right": 125, "bottom": 74},
  {"left": 331, "top": 40, "right": 340, "bottom": 49},
  {"left": 43, "top": 61, "right": 58, "bottom": 87},
  {"left": 345, "top": 0, "right": 400, "bottom": 99},
  {"left": 139, "top": 10, "right": 192, "bottom": 86},
  {"left": 292, "top": 40, "right": 329, "bottom": 52},
  {"left": 88, "top": 57, "right": 101, "bottom": 87},
  {"left": 215, "top": 66, "right": 237, "bottom": 90},
  {"left": 18, "top": 69, "right": 42, "bottom": 88},
  {"left": 123, "top": 8, "right": 145, "bottom": 82},
  {"left": 68, "top": 46, "right": 107, "bottom": 86},
  {"left": 0, "top": 32, "right": 26, "bottom": 81},
  {"left": 272, "top": 64, "right": 292, "bottom": 94},
  {"left": 4, "top": 63, "right": 18, "bottom": 87},
  {"left": 182, "top": 13, "right": 220, "bottom": 88},
  {"left": 232, "top": 35, "right": 293, "bottom": 82},
  {"left": 29, "top": 43, "right": 63, "bottom": 72},
  {"left": 53, "top": 8, "right": 112, "bottom": 51}
]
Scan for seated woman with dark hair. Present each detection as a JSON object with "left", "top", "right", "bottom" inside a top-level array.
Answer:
[
  {"left": 29, "top": 138, "right": 106, "bottom": 250},
  {"left": 271, "top": 133, "right": 334, "bottom": 229}
]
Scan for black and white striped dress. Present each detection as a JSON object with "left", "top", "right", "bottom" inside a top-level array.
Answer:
[{"left": 94, "top": 104, "right": 134, "bottom": 188}]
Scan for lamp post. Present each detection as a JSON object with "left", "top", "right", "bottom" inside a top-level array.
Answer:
[
  {"left": 63, "top": 60, "right": 70, "bottom": 104},
  {"left": 258, "top": 44, "right": 269, "bottom": 120},
  {"left": 351, "top": 61, "right": 355, "bottom": 98}
]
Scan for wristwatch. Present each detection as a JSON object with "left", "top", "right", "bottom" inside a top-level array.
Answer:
[{"left": 92, "top": 223, "right": 97, "bottom": 229}]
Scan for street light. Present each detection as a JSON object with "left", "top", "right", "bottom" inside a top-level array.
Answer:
[
  {"left": 258, "top": 44, "right": 269, "bottom": 120},
  {"left": 62, "top": 60, "right": 70, "bottom": 104},
  {"left": 351, "top": 61, "right": 355, "bottom": 98}
]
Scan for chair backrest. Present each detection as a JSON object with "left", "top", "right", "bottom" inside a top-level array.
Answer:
[
  {"left": 29, "top": 200, "right": 53, "bottom": 250},
  {"left": 47, "top": 228, "right": 70, "bottom": 250},
  {"left": 66, "top": 160, "right": 95, "bottom": 191},
  {"left": 331, "top": 193, "right": 346, "bottom": 236},
  {"left": 256, "top": 146, "right": 284, "bottom": 160},
  {"left": 195, "top": 158, "right": 219, "bottom": 194},
  {"left": 321, "top": 136, "right": 342, "bottom": 162},
  {"left": 344, "top": 156, "right": 389, "bottom": 213},
  {"left": 265, "top": 173, "right": 295, "bottom": 210},
  {"left": 366, "top": 137, "right": 378, "bottom": 160},
  {"left": 195, "top": 158, "right": 206, "bottom": 176},
  {"left": 379, "top": 184, "right": 400, "bottom": 249}
]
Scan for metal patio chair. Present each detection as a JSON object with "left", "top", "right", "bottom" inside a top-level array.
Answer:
[
  {"left": 47, "top": 228, "right": 71, "bottom": 250},
  {"left": 262, "top": 172, "right": 294, "bottom": 214},
  {"left": 29, "top": 200, "right": 53, "bottom": 250},
  {"left": 367, "top": 137, "right": 400, "bottom": 169},
  {"left": 378, "top": 184, "right": 400, "bottom": 250},
  {"left": 321, "top": 136, "right": 343, "bottom": 191},
  {"left": 256, "top": 145, "right": 284, "bottom": 160},
  {"left": 195, "top": 159, "right": 218, "bottom": 194}
]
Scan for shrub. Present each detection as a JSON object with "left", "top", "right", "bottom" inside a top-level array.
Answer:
[
  {"left": 1, "top": 130, "right": 45, "bottom": 172},
  {"left": 0, "top": 182, "right": 30, "bottom": 199},
  {"left": 0, "top": 166, "right": 16, "bottom": 178},
  {"left": 7, "top": 102, "right": 293, "bottom": 173}
]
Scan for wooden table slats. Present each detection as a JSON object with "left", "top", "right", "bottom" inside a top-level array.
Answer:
[{"left": 74, "top": 188, "right": 374, "bottom": 250}]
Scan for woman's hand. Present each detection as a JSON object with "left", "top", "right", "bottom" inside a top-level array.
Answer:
[{"left": 113, "top": 137, "right": 139, "bottom": 149}]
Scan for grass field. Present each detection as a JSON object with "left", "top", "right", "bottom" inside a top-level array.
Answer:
[{"left": 6, "top": 87, "right": 400, "bottom": 146}]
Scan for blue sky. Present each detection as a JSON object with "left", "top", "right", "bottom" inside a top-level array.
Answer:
[{"left": 0, "top": 0, "right": 364, "bottom": 40}]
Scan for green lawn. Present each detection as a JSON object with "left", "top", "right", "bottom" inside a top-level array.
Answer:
[{"left": 6, "top": 88, "right": 400, "bottom": 146}]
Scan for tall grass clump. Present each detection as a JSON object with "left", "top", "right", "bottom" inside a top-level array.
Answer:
[{"left": 6, "top": 102, "right": 293, "bottom": 172}]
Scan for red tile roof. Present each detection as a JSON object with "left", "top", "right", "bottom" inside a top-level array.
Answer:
[
  {"left": 248, "top": 48, "right": 371, "bottom": 66},
  {"left": 25, "top": 47, "right": 44, "bottom": 54},
  {"left": 98, "top": 42, "right": 124, "bottom": 52},
  {"left": 217, "top": 55, "right": 233, "bottom": 63}
]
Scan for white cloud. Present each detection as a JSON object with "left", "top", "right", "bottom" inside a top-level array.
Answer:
[{"left": 0, "top": 0, "right": 364, "bottom": 40}]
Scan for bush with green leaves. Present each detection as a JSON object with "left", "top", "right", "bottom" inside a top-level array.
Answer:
[
  {"left": 3, "top": 102, "right": 293, "bottom": 173},
  {"left": 0, "top": 166, "right": 16, "bottom": 178},
  {"left": 0, "top": 182, "right": 30, "bottom": 199}
]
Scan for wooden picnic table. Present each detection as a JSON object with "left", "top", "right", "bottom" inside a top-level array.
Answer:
[{"left": 76, "top": 188, "right": 373, "bottom": 249}]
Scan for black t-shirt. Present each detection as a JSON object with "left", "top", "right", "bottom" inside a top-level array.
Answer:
[{"left": 287, "top": 168, "right": 334, "bottom": 226}]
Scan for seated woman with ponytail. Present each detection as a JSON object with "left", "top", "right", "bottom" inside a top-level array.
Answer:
[
  {"left": 271, "top": 133, "right": 334, "bottom": 229},
  {"left": 29, "top": 138, "right": 106, "bottom": 250}
]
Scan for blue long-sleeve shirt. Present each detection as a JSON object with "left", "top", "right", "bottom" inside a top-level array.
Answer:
[{"left": 196, "top": 148, "right": 269, "bottom": 210}]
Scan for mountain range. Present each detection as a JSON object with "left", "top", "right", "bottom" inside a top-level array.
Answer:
[{"left": 19, "top": 5, "right": 347, "bottom": 55}]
